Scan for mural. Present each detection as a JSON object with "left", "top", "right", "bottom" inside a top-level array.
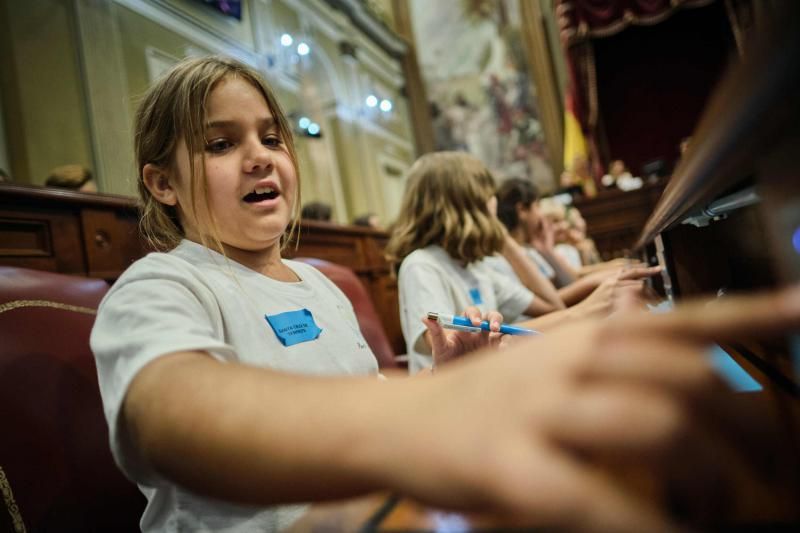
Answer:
[{"left": 410, "top": 0, "right": 554, "bottom": 190}]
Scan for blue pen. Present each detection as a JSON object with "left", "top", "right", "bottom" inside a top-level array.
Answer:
[{"left": 427, "top": 312, "right": 540, "bottom": 336}]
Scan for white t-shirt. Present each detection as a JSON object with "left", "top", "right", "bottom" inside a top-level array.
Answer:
[
  {"left": 555, "top": 243, "right": 583, "bottom": 269},
  {"left": 91, "top": 240, "right": 378, "bottom": 533},
  {"left": 398, "top": 245, "right": 534, "bottom": 374},
  {"left": 482, "top": 248, "right": 556, "bottom": 283}
]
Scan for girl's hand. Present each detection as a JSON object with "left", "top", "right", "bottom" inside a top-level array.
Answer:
[
  {"left": 530, "top": 217, "right": 556, "bottom": 252},
  {"left": 381, "top": 285, "right": 800, "bottom": 529},
  {"left": 423, "top": 306, "right": 504, "bottom": 367},
  {"left": 575, "top": 266, "right": 662, "bottom": 319}
]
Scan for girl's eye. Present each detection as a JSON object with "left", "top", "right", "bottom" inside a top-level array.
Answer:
[
  {"left": 263, "top": 135, "right": 282, "bottom": 148},
  {"left": 206, "top": 139, "right": 232, "bottom": 153}
]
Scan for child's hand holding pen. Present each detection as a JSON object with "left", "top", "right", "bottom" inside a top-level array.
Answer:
[{"left": 422, "top": 307, "right": 506, "bottom": 368}]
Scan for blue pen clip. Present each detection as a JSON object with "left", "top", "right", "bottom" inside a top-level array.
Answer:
[{"left": 427, "top": 312, "right": 539, "bottom": 336}]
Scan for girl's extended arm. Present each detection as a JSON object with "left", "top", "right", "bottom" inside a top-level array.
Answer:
[
  {"left": 501, "top": 234, "right": 565, "bottom": 315},
  {"left": 123, "top": 284, "right": 800, "bottom": 528}
]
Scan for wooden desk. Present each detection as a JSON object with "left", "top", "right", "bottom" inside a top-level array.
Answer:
[{"left": 573, "top": 181, "right": 665, "bottom": 260}]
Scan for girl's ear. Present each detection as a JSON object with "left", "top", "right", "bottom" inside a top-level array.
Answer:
[{"left": 142, "top": 164, "right": 178, "bottom": 206}]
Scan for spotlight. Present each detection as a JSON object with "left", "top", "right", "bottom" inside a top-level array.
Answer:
[
  {"left": 298, "top": 117, "right": 311, "bottom": 129},
  {"left": 297, "top": 42, "right": 310, "bottom": 56},
  {"left": 280, "top": 33, "right": 293, "bottom": 47},
  {"left": 365, "top": 95, "right": 378, "bottom": 107},
  {"left": 307, "top": 123, "right": 320, "bottom": 135},
  {"left": 379, "top": 99, "right": 393, "bottom": 112}
]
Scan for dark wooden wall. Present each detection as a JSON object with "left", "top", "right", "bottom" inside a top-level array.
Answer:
[{"left": 573, "top": 181, "right": 665, "bottom": 260}]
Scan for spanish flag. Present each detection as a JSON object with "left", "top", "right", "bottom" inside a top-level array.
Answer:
[{"left": 563, "top": 90, "right": 588, "bottom": 170}]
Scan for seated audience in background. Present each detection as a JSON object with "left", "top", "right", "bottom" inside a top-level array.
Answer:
[
  {"left": 45, "top": 164, "right": 97, "bottom": 192},
  {"left": 560, "top": 155, "right": 597, "bottom": 198},
  {"left": 565, "top": 207, "right": 603, "bottom": 266},
  {"left": 493, "top": 178, "right": 652, "bottom": 307},
  {"left": 0, "top": 168, "right": 10, "bottom": 182},
  {"left": 538, "top": 198, "right": 583, "bottom": 269},
  {"left": 353, "top": 212, "right": 382, "bottom": 229},
  {"left": 602, "top": 160, "right": 643, "bottom": 191},
  {"left": 386, "top": 152, "right": 655, "bottom": 373},
  {"left": 300, "top": 201, "right": 332, "bottom": 221},
  {"left": 539, "top": 198, "right": 631, "bottom": 278}
]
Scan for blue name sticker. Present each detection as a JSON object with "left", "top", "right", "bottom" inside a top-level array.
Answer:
[
  {"left": 468, "top": 287, "right": 483, "bottom": 305},
  {"left": 264, "top": 309, "right": 323, "bottom": 347}
]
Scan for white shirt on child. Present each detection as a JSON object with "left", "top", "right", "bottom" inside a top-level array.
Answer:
[
  {"left": 398, "top": 245, "right": 534, "bottom": 374},
  {"left": 91, "top": 240, "right": 378, "bottom": 533},
  {"left": 555, "top": 243, "right": 583, "bottom": 269},
  {"left": 482, "top": 247, "right": 556, "bottom": 282}
]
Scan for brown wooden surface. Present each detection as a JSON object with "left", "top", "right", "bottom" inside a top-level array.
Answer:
[
  {"left": 573, "top": 181, "right": 665, "bottom": 260},
  {"left": 632, "top": 2, "right": 800, "bottom": 396},
  {"left": 0, "top": 183, "right": 140, "bottom": 277},
  {"left": 628, "top": 8, "right": 800, "bottom": 516},
  {"left": 624, "top": 5, "right": 800, "bottom": 524},
  {"left": 635, "top": 1, "right": 800, "bottom": 249}
]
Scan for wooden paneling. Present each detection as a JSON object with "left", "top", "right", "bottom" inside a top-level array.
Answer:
[
  {"left": 80, "top": 208, "right": 144, "bottom": 279},
  {"left": 0, "top": 207, "right": 85, "bottom": 274},
  {"left": 0, "top": 185, "right": 405, "bottom": 355},
  {"left": 0, "top": 184, "right": 140, "bottom": 279},
  {"left": 573, "top": 182, "right": 664, "bottom": 259}
]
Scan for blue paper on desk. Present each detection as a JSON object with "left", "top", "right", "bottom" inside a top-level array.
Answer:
[
  {"left": 648, "top": 300, "right": 762, "bottom": 392},
  {"left": 707, "top": 344, "right": 762, "bottom": 392}
]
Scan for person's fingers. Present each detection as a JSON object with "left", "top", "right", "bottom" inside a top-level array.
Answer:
[
  {"left": 609, "top": 284, "right": 800, "bottom": 342},
  {"left": 618, "top": 265, "right": 662, "bottom": 281},
  {"left": 487, "top": 445, "right": 674, "bottom": 531},
  {"left": 613, "top": 287, "right": 646, "bottom": 312},
  {"left": 487, "top": 331, "right": 504, "bottom": 349},
  {"left": 485, "top": 310, "right": 503, "bottom": 332},
  {"left": 422, "top": 317, "right": 449, "bottom": 360},
  {"left": 544, "top": 385, "right": 690, "bottom": 458},
  {"left": 581, "top": 339, "right": 722, "bottom": 396},
  {"left": 462, "top": 306, "right": 483, "bottom": 326}
]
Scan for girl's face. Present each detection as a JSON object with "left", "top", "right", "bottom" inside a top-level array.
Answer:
[{"left": 172, "top": 76, "right": 297, "bottom": 256}]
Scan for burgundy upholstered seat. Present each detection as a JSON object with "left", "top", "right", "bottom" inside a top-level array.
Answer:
[
  {"left": 0, "top": 266, "right": 145, "bottom": 532},
  {"left": 293, "top": 257, "right": 397, "bottom": 369}
]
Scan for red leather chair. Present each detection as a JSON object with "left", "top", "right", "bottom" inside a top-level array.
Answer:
[
  {"left": 294, "top": 257, "right": 398, "bottom": 369},
  {"left": 0, "top": 267, "right": 145, "bottom": 532}
]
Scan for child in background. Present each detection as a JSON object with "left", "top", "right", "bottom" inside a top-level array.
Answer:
[
  {"left": 385, "top": 152, "right": 569, "bottom": 373},
  {"left": 386, "top": 152, "right": 658, "bottom": 374},
  {"left": 493, "top": 178, "right": 654, "bottom": 306},
  {"left": 45, "top": 164, "right": 98, "bottom": 192},
  {"left": 90, "top": 56, "right": 800, "bottom": 532}
]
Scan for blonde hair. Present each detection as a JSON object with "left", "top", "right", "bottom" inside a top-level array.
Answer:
[
  {"left": 134, "top": 55, "right": 301, "bottom": 252},
  {"left": 385, "top": 151, "right": 504, "bottom": 268}
]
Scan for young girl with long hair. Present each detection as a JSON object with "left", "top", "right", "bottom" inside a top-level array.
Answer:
[
  {"left": 91, "top": 56, "right": 800, "bottom": 532},
  {"left": 386, "top": 152, "right": 664, "bottom": 373}
]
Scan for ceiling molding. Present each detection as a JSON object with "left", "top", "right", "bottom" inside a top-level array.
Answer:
[{"left": 322, "top": 0, "right": 408, "bottom": 59}]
